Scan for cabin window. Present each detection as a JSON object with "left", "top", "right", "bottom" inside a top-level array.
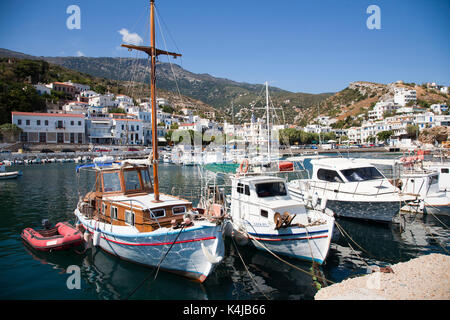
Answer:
[
  {"left": 102, "top": 172, "right": 122, "bottom": 192},
  {"left": 101, "top": 203, "right": 106, "bottom": 214},
  {"left": 151, "top": 209, "right": 165, "bottom": 218},
  {"left": 317, "top": 169, "right": 344, "bottom": 183},
  {"left": 111, "top": 206, "right": 118, "bottom": 220},
  {"left": 124, "top": 170, "right": 142, "bottom": 191},
  {"left": 442, "top": 168, "right": 449, "bottom": 174},
  {"left": 125, "top": 210, "right": 135, "bottom": 226},
  {"left": 237, "top": 183, "right": 244, "bottom": 194},
  {"left": 172, "top": 206, "right": 186, "bottom": 215},
  {"left": 255, "top": 182, "right": 287, "bottom": 198},
  {"left": 340, "top": 167, "right": 383, "bottom": 182},
  {"left": 261, "top": 210, "right": 268, "bottom": 218},
  {"left": 244, "top": 185, "right": 250, "bottom": 196},
  {"left": 141, "top": 169, "right": 152, "bottom": 189},
  {"left": 430, "top": 175, "right": 439, "bottom": 185}
]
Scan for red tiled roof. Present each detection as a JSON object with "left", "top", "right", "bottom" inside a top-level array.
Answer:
[{"left": 11, "top": 111, "right": 84, "bottom": 118}]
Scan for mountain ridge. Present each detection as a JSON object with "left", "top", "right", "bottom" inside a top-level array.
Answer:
[{"left": 0, "top": 48, "right": 333, "bottom": 124}]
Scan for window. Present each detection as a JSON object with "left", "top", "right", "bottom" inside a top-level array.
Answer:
[
  {"left": 255, "top": 182, "right": 287, "bottom": 198},
  {"left": 430, "top": 175, "right": 439, "bottom": 185},
  {"left": 124, "top": 170, "right": 142, "bottom": 191},
  {"left": 17, "top": 119, "right": 22, "bottom": 125},
  {"left": 172, "top": 206, "right": 186, "bottom": 215},
  {"left": 244, "top": 185, "right": 250, "bottom": 196},
  {"left": 102, "top": 172, "right": 122, "bottom": 192},
  {"left": 260, "top": 210, "right": 268, "bottom": 218},
  {"left": 102, "top": 203, "right": 106, "bottom": 214},
  {"left": 78, "top": 121, "right": 82, "bottom": 126},
  {"left": 441, "top": 168, "right": 449, "bottom": 174},
  {"left": 45, "top": 120, "right": 48, "bottom": 126},
  {"left": 26, "top": 120, "right": 30, "bottom": 126},
  {"left": 70, "top": 120, "right": 74, "bottom": 126},
  {"left": 125, "top": 210, "right": 135, "bottom": 226},
  {"left": 237, "top": 183, "right": 244, "bottom": 194},
  {"left": 151, "top": 209, "right": 165, "bottom": 218},
  {"left": 317, "top": 169, "right": 344, "bottom": 183},
  {"left": 141, "top": 169, "right": 152, "bottom": 189},
  {"left": 340, "top": 167, "right": 383, "bottom": 182},
  {"left": 110, "top": 206, "right": 118, "bottom": 220},
  {"left": 37, "top": 120, "right": 41, "bottom": 126}
]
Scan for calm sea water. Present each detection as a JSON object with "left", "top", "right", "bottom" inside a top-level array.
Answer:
[{"left": 0, "top": 156, "right": 449, "bottom": 300}]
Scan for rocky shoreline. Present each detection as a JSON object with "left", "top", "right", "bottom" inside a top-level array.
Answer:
[{"left": 315, "top": 253, "right": 450, "bottom": 300}]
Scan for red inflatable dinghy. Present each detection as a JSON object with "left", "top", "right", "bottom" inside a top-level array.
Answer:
[{"left": 21, "top": 221, "right": 83, "bottom": 251}]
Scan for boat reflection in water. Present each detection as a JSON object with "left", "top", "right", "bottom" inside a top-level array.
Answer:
[{"left": 23, "top": 244, "right": 211, "bottom": 300}]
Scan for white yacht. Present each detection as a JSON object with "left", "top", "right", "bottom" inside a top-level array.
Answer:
[
  {"left": 287, "top": 157, "right": 415, "bottom": 223},
  {"left": 368, "top": 158, "right": 450, "bottom": 216},
  {"left": 226, "top": 175, "right": 334, "bottom": 264}
]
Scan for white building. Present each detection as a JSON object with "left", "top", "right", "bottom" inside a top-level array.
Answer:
[
  {"left": 62, "top": 101, "right": 90, "bottom": 114},
  {"left": 430, "top": 104, "right": 448, "bottom": 115},
  {"left": 368, "top": 101, "right": 397, "bottom": 120},
  {"left": 34, "top": 84, "right": 51, "bottom": 96},
  {"left": 89, "top": 93, "right": 118, "bottom": 108},
  {"left": 394, "top": 88, "right": 417, "bottom": 106},
  {"left": 12, "top": 111, "right": 85, "bottom": 144},
  {"left": 112, "top": 118, "right": 144, "bottom": 145},
  {"left": 64, "top": 80, "right": 90, "bottom": 92}
]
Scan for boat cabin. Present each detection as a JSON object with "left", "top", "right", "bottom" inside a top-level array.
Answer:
[
  {"left": 230, "top": 175, "right": 309, "bottom": 227},
  {"left": 79, "top": 163, "right": 192, "bottom": 232},
  {"left": 310, "top": 158, "right": 386, "bottom": 184}
]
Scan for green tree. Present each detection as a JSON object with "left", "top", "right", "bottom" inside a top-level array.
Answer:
[
  {"left": 406, "top": 125, "right": 419, "bottom": 139},
  {"left": 377, "top": 130, "right": 394, "bottom": 142}
]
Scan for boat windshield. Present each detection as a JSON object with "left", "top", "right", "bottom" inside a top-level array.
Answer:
[
  {"left": 141, "top": 168, "right": 152, "bottom": 189},
  {"left": 102, "top": 172, "right": 122, "bottom": 192},
  {"left": 124, "top": 170, "right": 142, "bottom": 191},
  {"left": 255, "top": 182, "right": 287, "bottom": 198},
  {"left": 340, "top": 167, "right": 384, "bottom": 182}
]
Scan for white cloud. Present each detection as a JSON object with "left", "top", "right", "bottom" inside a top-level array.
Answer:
[
  {"left": 118, "top": 28, "right": 143, "bottom": 45},
  {"left": 76, "top": 50, "right": 85, "bottom": 57}
]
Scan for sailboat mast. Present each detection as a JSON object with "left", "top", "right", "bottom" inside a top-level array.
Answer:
[
  {"left": 265, "top": 81, "right": 270, "bottom": 160},
  {"left": 150, "top": 0, "right": 160, "bottom": 202}
]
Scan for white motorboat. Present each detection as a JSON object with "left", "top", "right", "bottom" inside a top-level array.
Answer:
[
  {"left": 287, "top": 157, "right": 415, "bottom": 223},
  {"left": 0, "top": 162, "right": 22, "bottom": 180},
  {"left": 368, "top": 158, "right": 450, "bottom": 216},
  {"left": 225, "top": 175, "right": 334, "bottom": 264}
]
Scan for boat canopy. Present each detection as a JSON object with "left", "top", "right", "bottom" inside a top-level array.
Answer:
[{"left": 76, "top": 162, "right": 117, "bottom": 173}]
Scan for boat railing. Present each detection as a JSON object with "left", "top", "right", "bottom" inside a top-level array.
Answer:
[{"left": 300, "top": 179, "right": 401, "bottom": 198}]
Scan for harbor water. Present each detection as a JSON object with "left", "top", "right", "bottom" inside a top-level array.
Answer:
[{"left": 0, "top": 157, "right": 449, "bottom": 300}]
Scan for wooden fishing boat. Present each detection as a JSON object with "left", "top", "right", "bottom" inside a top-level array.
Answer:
[{"left": 74, "top": 0, "right": 224, "bottom": 282}]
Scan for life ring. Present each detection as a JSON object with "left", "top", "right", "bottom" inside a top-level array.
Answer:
[{"left": 239, "top": 159, "right": 249, "bottom": 174}]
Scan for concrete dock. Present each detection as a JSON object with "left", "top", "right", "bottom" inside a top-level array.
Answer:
[{"left": 315, "top": 253, "right": 450, "bottom": 300}]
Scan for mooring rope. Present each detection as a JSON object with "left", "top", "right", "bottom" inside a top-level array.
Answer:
[
  {"left": 230, "top": 235, "right": 270, "bottom": 300},
  {"left": 123, "top": 223, "right": 186, "bottom": 300},
  {"left": 234, "top": 221, "right": 335, "bottom": 285}
]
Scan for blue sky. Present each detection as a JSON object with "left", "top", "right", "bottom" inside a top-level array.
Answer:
[{"left": 0, "top": 0, "right": 448, "bottom": 93}]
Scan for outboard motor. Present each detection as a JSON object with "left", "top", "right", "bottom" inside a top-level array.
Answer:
[{"left": 42, "top": 219, "right": 51, "bottom": 230}]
